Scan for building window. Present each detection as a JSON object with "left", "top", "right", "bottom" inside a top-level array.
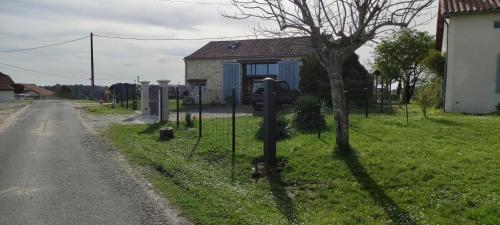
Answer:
[
  {"left": 245, "top": 63, "right": 278, "bottom": 76},
  {"left": 495, "top": 21, "right": 500, "bottom": 29}
]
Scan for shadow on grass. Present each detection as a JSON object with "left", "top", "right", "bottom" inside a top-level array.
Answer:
[
  {"left": 188, "top": 137, "right": 201, "bottom": 160},
  {"left": 138, "top": 123, "right": 164, "bottom": 135},
  {"left": 351, "top": 126, "right": 382, "bottom": 141},
  {"left": 268, "top": 169, "right": 299, "bottom": 224},
  {"left": 339, "top": 150, "right": 416, "bottom": 225},
  {"left": 428, "top": 117, "right": 463, "bottom": 126}
]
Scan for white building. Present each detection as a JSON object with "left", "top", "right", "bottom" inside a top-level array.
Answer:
[
  {"left": 437, "top": 0, "right": 500, "bottom": 113},
  {"left": 0, "top": 72, "right": 15, "bottom": 102}
]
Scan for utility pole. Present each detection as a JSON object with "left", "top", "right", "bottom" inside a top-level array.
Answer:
[
  {"left": 137, "top": 76, "right": 140, "bottom": 83},
  {"left": 90, "top": 33, "right": 95, "bottom": 87}
]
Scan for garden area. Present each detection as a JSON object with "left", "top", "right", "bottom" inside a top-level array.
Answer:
[{"left": 106, "top": 105, "right": 499, "bottom": 225}]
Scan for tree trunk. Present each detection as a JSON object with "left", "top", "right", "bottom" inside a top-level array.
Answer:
[
  {"left": 326, "top": 52, "right": 350, "bottom": 152},
  {"left": 396, "top": 80, "right": 402, "bottom": 104}
]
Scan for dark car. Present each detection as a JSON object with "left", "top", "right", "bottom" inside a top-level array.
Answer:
[{"left": 250, "top": 80, "right": 298, "bottom": 110}]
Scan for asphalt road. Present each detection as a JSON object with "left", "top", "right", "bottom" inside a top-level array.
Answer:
[{"left": 0, "top": 100, "right": 180, "bottom": 225}]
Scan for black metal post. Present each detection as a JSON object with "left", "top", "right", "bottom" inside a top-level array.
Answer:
[
  {"left": 232, "top": 87, "right": 236, "bottom": 154},
  {"left": 317, "top": 80, "right": 321, "bottom": 139},
  {"left": 176, "top": 87, "right": 179, "bottom": 130},
  {"left": 365, "top": 87, "right": 369, "bottom": 118},
  {"left": 198, "top": 85, "right": 202, "bottom": 137},
  {"left": 126, "top": 84, "right": 129, "bottom": 109},
  {"left": 380, "top": 81, "right": 384, "bottom": 113},
  {"left": 345, "top": 91, "right": 349, "bottom": 124},
  {"left": 263, "top": 78, "right": 276, "bottom": 168},
  {"left": 90, "top": 33, "right": 94, "bottom": 87}
]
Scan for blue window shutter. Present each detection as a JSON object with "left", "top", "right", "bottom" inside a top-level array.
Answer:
[
  {"left": 497, "top": 54, "right": 500, "bottom": 93},
  {"left": 278, "top": 61, "right": 300, "bottom": 90},
  {"left": 223, "top": 63, "right": 240, "bottom": 104}
]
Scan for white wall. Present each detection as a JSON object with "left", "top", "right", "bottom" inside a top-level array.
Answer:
[
  {"left": 445, "top": 13, "right": 500, "bottom": 113},
  {"left": 0, "top": 90, "right": 14, "bottom": 102}
]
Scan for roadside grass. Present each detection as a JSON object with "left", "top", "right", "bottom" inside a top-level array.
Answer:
[
  {"left": 86, "top": 102, "right": 138, "bottom": 115},
  {"left": 106, "top": 105, "right": 500, "bottom": 225}
]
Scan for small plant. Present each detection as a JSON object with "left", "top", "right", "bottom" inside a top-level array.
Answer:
[
  {"left": 255, "top": 116, "right": 291, "bottom": 140},
  {"left": 185, "top": 112, "right": 194, "bottom": 128},
  {"left": 293, "top": 95, "right": 326, "bottom": 130},
  {"left": 414, "top": 79, "right": 440, "bottom": 118}
]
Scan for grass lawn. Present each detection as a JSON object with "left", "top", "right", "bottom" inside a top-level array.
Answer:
[
  {"left": 86, "top": 102, "right": 138, "bottom": 115},
  {"left": 106, "top": 106, "right": 499, "bottom": 225}
]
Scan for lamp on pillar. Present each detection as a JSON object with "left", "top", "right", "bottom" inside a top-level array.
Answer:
[
  {"left": 157, "top": 80, "right": 171, "bottom": 122},
  {"left": 140, "top": 81, "right": 150, "bottom": 114}
]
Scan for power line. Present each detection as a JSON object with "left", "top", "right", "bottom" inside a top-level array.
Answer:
[
  {"left": 158, "top": 0, "right": 231, "bottom": 5},
  {"left": 0, "top": 35, "right": 89, "bottom": 53},
  {"left": 93, "top": 34, "right": 255, "bottom": 41},
  {"left": 0, "top": 61, "right": 135, "bottom": 81}
]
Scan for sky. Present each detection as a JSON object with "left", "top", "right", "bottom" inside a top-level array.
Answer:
[{"left": 0, "top": 0, "right": 438, "bottom": 87}]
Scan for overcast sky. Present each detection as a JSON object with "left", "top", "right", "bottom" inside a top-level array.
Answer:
[{"left": 0, "top": 0, "right": 438, "bottom": 87}]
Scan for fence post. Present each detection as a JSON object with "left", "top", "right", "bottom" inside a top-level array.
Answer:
[
  {"left": 317, "top": 80, "right": 321, "bottom": 139},
  {"left": 365, "top": 87, "right": 369, "bottom": 118},
  {"left": 232, "top": 87, "right": 236, "bottom": 154},
  {"left": 157, "top": 80, "right": 170, "bottom": 123},
  {"left": 198, "top": 85, "right": 202, "bottom": 137},
  {"left": 263, "top": 78, "right": 276, "bottom": 168},
  {"left": 176, "top": 87, "right": 179, "bottom": 130},
  {"left": 126, "top": 84, "right": 129, "bottom": 109},
  {"left": 159, "top": 87, "right": 163, "bottom": 122},
  {"left": 344, "top": 90, "right": 349, "bottom": 124}
]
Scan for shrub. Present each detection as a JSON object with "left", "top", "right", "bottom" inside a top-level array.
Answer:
[
  {"left": 255, "top": 116, "right": 291, "bottom": 140},
  {"left": 414, "top": 80, "right": 440, "bottom": 118},
  {"left": 496, "top": 103, "right": 500, "bottom": 114},
  {"left": 185, "top": 112, "right": 194, "bottom": 128},
  {"left": 293, "top": 95, "right": 326, "bottom": 130}
]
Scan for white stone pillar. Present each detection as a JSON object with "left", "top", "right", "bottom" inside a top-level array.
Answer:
[
  {"left": 140, "top": 81, "right": 150, "bottom": 114},
  {"left": 157, "top": 80, "right": 170, "bottom": 122}
]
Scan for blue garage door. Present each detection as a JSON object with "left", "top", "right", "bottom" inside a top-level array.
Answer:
[
  {"left": 223, "top": 63, "right": 241, "bottom": 104},
  {"left": 278, "top": 61, "right": 300, "bottom": 91}
]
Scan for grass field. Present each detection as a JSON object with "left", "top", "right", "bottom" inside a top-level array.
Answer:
[
  {"left": 86, "top": 102, "right": 138, "bottom": 115},
  {"left": 106, "top": 106, "right": 499, "bottom": 225}
]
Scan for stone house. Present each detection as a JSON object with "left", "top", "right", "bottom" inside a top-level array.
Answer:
[
  {"left": 184, "top": 36, "right": 314, "bottom": 104},
  {"left": 436, "top": 0, "right": 500, "bottom": 113}
]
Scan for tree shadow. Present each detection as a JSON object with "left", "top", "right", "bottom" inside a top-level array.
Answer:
[
  {"left": 268, "top": 169, "right": 300, "bottom": 224},
  {"left": 188, "top": 137, "right": 201, "bottom": 160},
  {"left": 138, "top": 122, "right": 164, "bottom": 134},
  {"left": 351, "top": 126, "right": 382, "bottom": 141},
  {"left": 338, "top": 150, "right": 416, "bottom": 225},
  {"left": 428, "top": 117, "right": 462, "bottom": 126}
]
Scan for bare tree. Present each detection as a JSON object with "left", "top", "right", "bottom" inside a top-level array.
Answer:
[{"left": 226, "top": 0, "right": 434, "bottom": 151}]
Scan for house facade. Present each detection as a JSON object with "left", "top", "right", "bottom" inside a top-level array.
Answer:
[
  {"left": 0, "top": 72, "right": 15, "bottom": 102},
  {"left": 184, "top": 37, "right": 314, "bottom": 104},
  {"left": 437, "top": 0, "right": 500, "bottom": 113}
]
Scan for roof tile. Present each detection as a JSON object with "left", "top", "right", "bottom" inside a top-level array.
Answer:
[
  {"left": 441, "top": 0, "right": 500, "bottom": 16},
  {"left": 185, "top": 36, "right": 314, "bottom": 60}
]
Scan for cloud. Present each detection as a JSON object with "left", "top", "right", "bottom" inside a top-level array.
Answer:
[{"left": 0, "top": 0, "right": 437, "bottom": 86}]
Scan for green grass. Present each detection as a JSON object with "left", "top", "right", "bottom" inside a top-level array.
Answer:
[
  {"left": 86, "top": 102, "right": 138, "bottom": 115},
  {"left": 106, "top": 106, "right": 500, "bottom": 225}
]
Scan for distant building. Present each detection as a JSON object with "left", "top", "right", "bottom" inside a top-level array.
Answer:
[
  {"left": 184, "top": 36, "right": 314, "bottom": 104},
  {"left": 20, "top": 83, "right": 55, "bottom": 99},
  {"left": 436, "top": 0, "right": 500, "bottom": 113},
  {"left": 0, "top": 72, "right": 15, "bottom": 101}
]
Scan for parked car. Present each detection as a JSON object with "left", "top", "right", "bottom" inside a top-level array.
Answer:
[{"left": 250, "top": 80, "right": 298, "bottom": 110}]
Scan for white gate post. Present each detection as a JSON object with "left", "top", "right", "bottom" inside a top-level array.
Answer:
[
  {"left": 157, "top": 80, "right": 170, "bottom": 122},
  {"left": 140, "top": 81, "right": 150, "bottom": 114}
]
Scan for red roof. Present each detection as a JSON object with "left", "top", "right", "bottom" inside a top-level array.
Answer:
[
  {"left": 185, "top": 36, "right": 314, "bottom": 60},
  {"left": 20, "top": 83, "right": 54, "bottom": 96},
  {"left": 441, "top": 0, "right": 500, "bottom": 16},
  {"left": 0, "top": 72, "right": 15, "bottom": 91}
]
